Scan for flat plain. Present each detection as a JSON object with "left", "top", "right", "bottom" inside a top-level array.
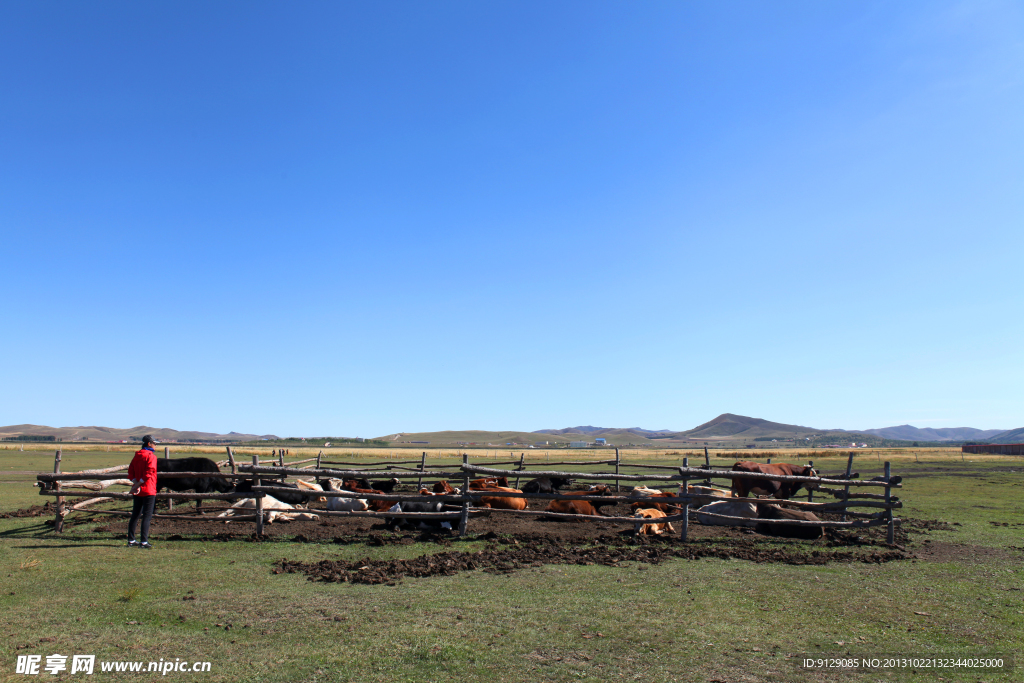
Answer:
[{"left": 1, "top": 446, "right": 1021, "bottom": 682}]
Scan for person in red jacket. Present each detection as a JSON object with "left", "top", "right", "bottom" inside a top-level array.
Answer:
[{"left": 127, "top": 435, "right": 158, "bottom": 548}]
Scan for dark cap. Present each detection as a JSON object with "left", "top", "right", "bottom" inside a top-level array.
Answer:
[{"left": 142, "top": 434, "right": 156, "bottom": 446}]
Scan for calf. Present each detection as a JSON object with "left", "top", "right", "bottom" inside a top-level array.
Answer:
[
  {"left": 730, "top": 461, "right": 818, "bottom": 499},
  {"left": 633, "top": 508, "right": 675, "bottom": 536},
  {"left": 755, "top": 503, "right": 823, "bottom": 540},
  {"left": 521, "top": 477, "right": 572, "bottom": 494},
  {"left": 476, "top": 486, "right": 528, "bottom": 511}
]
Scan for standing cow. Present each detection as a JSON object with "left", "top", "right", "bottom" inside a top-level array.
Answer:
[{"left": 730, "top": 461, "right": 818, "bottom": 499}]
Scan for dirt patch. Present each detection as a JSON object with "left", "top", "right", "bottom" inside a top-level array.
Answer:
[
  {"left": 0, "top": 503, "right": 52, "bottom": 519},
  {"left": 275, "top": 535, "right": 908, "bottom": 585},
  {"left": 912, "top": 541, "right": 1021, "bottom": 564}
]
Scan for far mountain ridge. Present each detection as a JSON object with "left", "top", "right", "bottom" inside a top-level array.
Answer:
[
  {"left": 0, "top": 424, "right": 279, "bottom": 443},
  {"left": 861, "top": 425, "right": 1009, "bottom": 442}
]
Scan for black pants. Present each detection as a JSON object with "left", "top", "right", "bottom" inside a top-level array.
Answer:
[{"left": 128, "top": 495, "right": 156, "bottom": 543}]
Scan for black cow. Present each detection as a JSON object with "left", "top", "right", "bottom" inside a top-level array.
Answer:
[
  {"left": 156, "top": 457, "right": 233, "bottom": 511},
  {"left": 522, "top": 477, "right": 572, "bottom": 494},
  {"left": 384, "top": 500, "right": 451, "bottom": 531},
  {"left": 335, "top": 477, "right": 400, "bottom": 493}
]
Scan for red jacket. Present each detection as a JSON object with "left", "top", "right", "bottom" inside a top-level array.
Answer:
[{"left": 128, "top": 447, "right": 158, "bottom": 496}]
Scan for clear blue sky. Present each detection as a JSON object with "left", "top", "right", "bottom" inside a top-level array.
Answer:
[{"left": 2, "top": 1, "right": 1021, "bottom": 437}]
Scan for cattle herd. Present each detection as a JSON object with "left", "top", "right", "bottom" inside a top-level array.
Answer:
[{"left": 154, "top": 456, "right": 830, "bottom": 539}]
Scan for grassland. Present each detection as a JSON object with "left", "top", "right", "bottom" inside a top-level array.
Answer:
[{"left": 1, "top": 447, "right": 1021, "bottom": 682}]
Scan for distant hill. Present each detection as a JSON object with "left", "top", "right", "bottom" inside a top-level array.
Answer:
[
  {"left": 862, "top": 425, "right": 1008, "bottom": 442},
  {"left": 0, "top": 424, "right": 278, "bottom": 443},
  {"left": 987, "top": 427, "right": 1024, "bottom": 444},
  {"left": 677, "top": 413, "right": 818, "bottom": 440},
  {"left": 534, "top": 426, "right": 675, "bottom": 438}
]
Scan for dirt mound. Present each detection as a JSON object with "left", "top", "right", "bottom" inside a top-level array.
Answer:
[
  {"left": 0, "top": 503, "right": 53, "bottom": 519},
  {"left": 276, "top": 536, "right": 907, "bottom": 585}
]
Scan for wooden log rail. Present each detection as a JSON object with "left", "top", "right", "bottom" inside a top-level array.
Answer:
[
  {"left": 242, "top": 465, "right": 466, "bottom": 479},
  {"left": 460, "top": 464, "right": 901, "bottom": 488},
  {"left": 38, "top": 471, "right": 248, "bottom": 482},
  {"left": 39, "top": 491, "right": 260, "bottom": 501}
]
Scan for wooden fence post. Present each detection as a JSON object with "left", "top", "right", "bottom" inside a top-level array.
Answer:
[
  {"left": 165, "top": 447, "right": 172, "bottom": 511},
  {"left": 615, "top": 448, "right": 620, "bottom": 492},
  {"left": 807, "top": 460, "right": 814, "bottom": 502},
  {"left": 841, "top": 451, "right": 854, "bottom": 521},
  {"left": 885, "top": 461, "right": 894, "bottom": 544},
  {"left": 253, "top": 455, "right": 263, "bottom": 537},
  {"left": 316, "top": 450, "right": 322, "bottom": 469},
  {"left": 53, "top": 448, "right": 65, "bottom": 533},
  {"left": 278, "top": 449, "right": 284, "bottom": 467},
  {"left": 458, "top": 453, "right": 471, "bottom": 536},
  {"left": 226, "top": 446, "right": 236, "bottom": 474},
  {"left": 703, "top": 446, "right": 711, "bottom": 484},
  {"left": 680, "top": 457, "right": 689, "bottom": 542},
  {"left": 418, "top": 452, "right": 427, "bottom": 490},
  {"left": 515, "top": 453, "right": 525, "bottom": 489}
]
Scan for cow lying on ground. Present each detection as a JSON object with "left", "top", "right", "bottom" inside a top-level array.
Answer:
[
  {"left": 339, "top": 478, "right": 401, "bottom": 493},
  {"left": 755, "top": 503, "right": 823, "bottom": 539},
  {"left": 730, "top": 461, "right": 818, "bottom": 499},
  {"left": 217, "top": 495, "right": 319, "bottom": 524},
  {"left": 384, "top": 499, "right": 451, "bottom": 531},
  {"left": 694, "top": 500, "right": 759, "bottom": 526},
  {"left": 628, "top": 487, "right": 677, "bottom": 514},
  {"left": 469, "top": 477, "right": 509, "bottom": 490},
  {"left": 634, "top": 508, "right": 675, "bottom": 535},
  {"left": 432, "top": 480, "right": 459, "bottom": 495},
  {"left": 320, "top": 479, "right": 369, "bottom": 512},
  {"left": 522, "top": 477, "right": 572, "bottom": 494},
  {"left": 545, "top": 485, "right": 616, "bottom": 517},
  {"left": 234, "top": 479, "right": 310, "bottom": 506},
  {"left": 156, "top": 457, "right": 233, "bottom": 511},
  {"left": 683, "top": 485, "right": 734, "bottom": 507}
]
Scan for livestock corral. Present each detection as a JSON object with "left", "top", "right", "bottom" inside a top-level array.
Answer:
[
  {"left": 35, "top": 448, "right": 902, "bottom": 546},
  {"left": 2, "top": 446, "right": 1022, "bottom": 682}
]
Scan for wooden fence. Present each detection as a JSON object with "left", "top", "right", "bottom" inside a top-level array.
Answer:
[
  {"left": 962, "top": 443, "right": 1024, "bottom": 456},
  {"left": 35, "top": 448, "right": 903, "bottom": 544}
]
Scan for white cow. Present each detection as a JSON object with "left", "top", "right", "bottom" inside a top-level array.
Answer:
[
  {"left": 695, "top": 500, "right": 758, "bottom": 527},
  {"left": 218, "top": 494, "right": 319, "bottom": 524},
  {"left": 326, "top": 489, "right": 369, "bottom": 512}
]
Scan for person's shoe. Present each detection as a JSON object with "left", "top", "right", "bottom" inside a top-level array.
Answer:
[
  {"left": 139, "top": 542, "right": 153, "bottom": 549},
  {"left": 127, "top": 541, "right": 139, "bottom": 547}
]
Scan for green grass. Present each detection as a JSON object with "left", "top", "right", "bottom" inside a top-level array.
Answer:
[{"left": 1, "top": 450, "right": 1022, "bottom": 682}]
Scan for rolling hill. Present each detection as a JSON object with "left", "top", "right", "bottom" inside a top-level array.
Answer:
[
  {"left": 986, "top": 427, "right": 1024, "bottom": 444},
  {"left": 861, "top": 425, "right": 1009, "bottom": 442},
  {"left": 0, "top": 424, "right": 278, "bottom": 443}
]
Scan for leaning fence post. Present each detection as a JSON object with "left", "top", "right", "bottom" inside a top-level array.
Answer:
[
  {"left": 458, "top": 454, "right": 471, "bottom": 535},
  {"left": 680, "top": 457, "right": 689, "bottom": 542},
  {"left": 703, "top": 446, "right": 712, "bottom": 485},
  {"left": 514, "top": 453, "right": 525, "bottom": 489},
  {"left": 316, "top": 450, "right": 322, "bottom": 469},
  {"left": 252, "top": 455, "right": 264, "bottom": 537},
  {"left": 226, "top": 446, "right": 236, "bottom": 475},
  {"left": 885, "top": 461, "right": 894, "bottom": 545},
  {"left": 841, "top": 451, "right": 854, "bottom": 521},
  {"left": 418, "top": 452, "right": 427, "bottom": 490},
  {"left": 615, "top": 447, "right": 621, "bottom": 492},
  {"left": 53, "top": 448, "right": 65, "bottom": 533},
  {"left": 165, "top": 446, "right": 172, "bottom": 511}
]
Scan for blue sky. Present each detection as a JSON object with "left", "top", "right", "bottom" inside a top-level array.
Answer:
[{"left": 2, "top": 1, "right": 1021, "bottom": 437}]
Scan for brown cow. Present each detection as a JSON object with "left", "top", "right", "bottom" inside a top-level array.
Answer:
[
  {"left": 469, "top": 477, "right": 509, "bottom": 490},
  {"left": 475, "top": 485, "right": 528, "bottom": 510},
  {"left": 546, "top": 485, "right": 616, "bottom": 516},
  {"left": 432, "top": 480, "right": 457, "bottom": 495},
  {"left": 633, "top": 508, "right": 675, "bottom": 535},
  {"left": 730, "top": 461, "right": 818, "bottom": 499}
]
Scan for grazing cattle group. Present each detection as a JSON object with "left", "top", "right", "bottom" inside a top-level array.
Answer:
[{"left": 152, "top": 456, "right": 826, "bottom": 538}]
